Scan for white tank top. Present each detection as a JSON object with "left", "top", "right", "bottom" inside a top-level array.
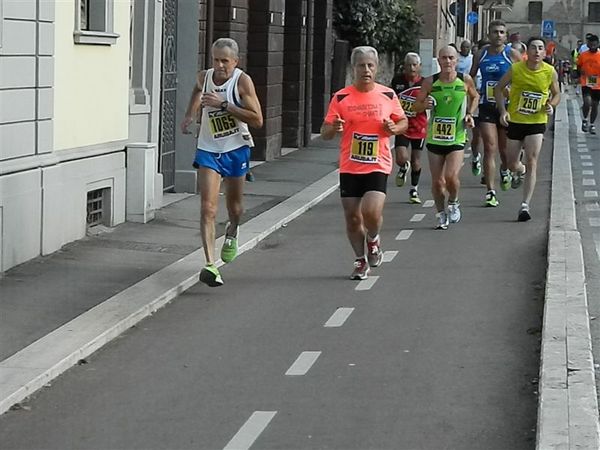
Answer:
[{"left": 197, "top": 68, "right": 254, "bottom": 153}]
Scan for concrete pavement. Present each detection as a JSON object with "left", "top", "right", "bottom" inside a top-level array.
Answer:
[{"left": 0, "top": 95, "right": 598, "bottom": 449}]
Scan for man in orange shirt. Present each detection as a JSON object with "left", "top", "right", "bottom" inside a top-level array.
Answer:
[
  {"left": 321, "top": 46, "right": 407, "bottom": 280},
  {"left": 578, "top": 35, "right": 600, "bottom": 134}
]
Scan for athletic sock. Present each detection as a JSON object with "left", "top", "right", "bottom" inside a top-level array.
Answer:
[{"left": 410, "top": 169, "right": 421, "bottom": 187}]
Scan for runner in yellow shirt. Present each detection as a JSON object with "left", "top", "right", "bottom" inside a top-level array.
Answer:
[{"left": 495, "top": 37, "right": 560, "bottom": 222}]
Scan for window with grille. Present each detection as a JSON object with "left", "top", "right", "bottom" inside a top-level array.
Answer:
[
  {"left": 74, "top": 0, "right": 120, "bottom": 45},
  {"left": 590, "top": 2, "right": 600, "bottom": 22},
  {"left": 86, "top": 188, "right": 109, "bottom": 227},
  {"left": 528, "top": 1, "right": 542, "bottom": 23}
]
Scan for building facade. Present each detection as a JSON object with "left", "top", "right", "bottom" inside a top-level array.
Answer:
[
  {"left": 501, "top": 0, "right": 600, "bottom": 57},
  {"left": 0, "top": 0, "right": 333, "bottom": 272}
]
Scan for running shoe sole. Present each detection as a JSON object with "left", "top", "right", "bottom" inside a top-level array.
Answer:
[
  {"left": 350, "top": 268, "right": 370, "bottom": 280},
  {"left": 518, "top": 209, "right": 532, "bottom": 222},
  {"left": 199, "top": 267, "right": 224, "bottom": 287}
]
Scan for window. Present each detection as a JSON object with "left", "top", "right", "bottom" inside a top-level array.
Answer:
[
  {"left": 590, "top": 2, "right": 600, "bottom": 22},
  {"left": 74, "top": 0, "right": 120, "bottom": 45},
  {"left": 528, "top": 1, "right": 542, "bottom": 23}
]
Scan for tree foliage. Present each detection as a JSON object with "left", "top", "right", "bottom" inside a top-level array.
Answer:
[{"left": 333, "top": 0, "right": 422, "bottom": 57}]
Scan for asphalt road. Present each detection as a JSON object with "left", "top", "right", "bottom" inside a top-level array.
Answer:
[{"left": 0, "top": 141, "right": 551, "bottom": 449}]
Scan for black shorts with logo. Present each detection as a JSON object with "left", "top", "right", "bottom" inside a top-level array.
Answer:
[
  {"left": 478, "top": 103, "right": 502, "bottom": 125},
  {"left": 339, "top": 172, "right": 388, "bottom": 198},
  {"left": 394, "top": 135, "right": 424, "bottom": 150}
]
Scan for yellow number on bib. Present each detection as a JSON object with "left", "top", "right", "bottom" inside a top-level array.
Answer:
[
  {"left": 432, "top": 117, "right": 456, "bottom": 142},
  {"left": 517, "top": 91, "right": 543, "bottom": 115},
  {"left": 350, "top": 133, "right": 379, "bottom": 163},
  {"left": 208, "top": 110, "right": 239, "bottom": 139},
  {"left": 400, "top": 95, "right": 416, "bottom": 118}
]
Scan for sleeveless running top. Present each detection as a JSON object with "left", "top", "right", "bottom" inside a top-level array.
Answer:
[
  {"left": 391, "top": 75, "right": 427, "bottom": 140},
  {"left": 197, "top": 68, "right": 253, "bottom": 153},
  {"left": 478, "top": 45, "right": 512, "bottom": 104},
  {"left": 508, "top": 61, "right": 555, "bottom": 125},
  {"left": 426, "top": 73, "right": 468, "bottom": 146}
]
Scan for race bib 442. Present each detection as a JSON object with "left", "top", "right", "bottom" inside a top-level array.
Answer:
[{"left": 432, "top": 117, "right": 456, "bottom": 142}]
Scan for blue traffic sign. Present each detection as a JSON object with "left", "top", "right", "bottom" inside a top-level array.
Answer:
[
  {"left": 542, "top": 20, "right": 554, "bottom": 38},
  {"left": 467, "top": 11, "right": 478, "bottom": 25}
]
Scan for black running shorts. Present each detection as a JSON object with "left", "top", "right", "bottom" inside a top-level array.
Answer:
[
  {"left": 339, "top": 172, "right": 388, "bottom": 198},
  {"left": 477, "top": 103, "right": 502, "bottom": 125},
  {"left": 426, "top": 143, "right": 465, "bottom": 155},
  {"left": 506, "top": 122, "right": 546, "bottom": 141},
  {"left": 394, "top": 135, "right": 424, "bottom": 150},
  {"left": 582, "top": 86, "right": 600, "bottom": 102}
]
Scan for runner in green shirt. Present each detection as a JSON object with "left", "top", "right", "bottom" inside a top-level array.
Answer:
[{"left": 414, "top": 45, "right": 479, "bottom": 229}]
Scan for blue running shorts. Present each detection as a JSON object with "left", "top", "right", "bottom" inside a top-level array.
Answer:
[{"left": 193, "top": 145, "right": 250, "bottom": 178}]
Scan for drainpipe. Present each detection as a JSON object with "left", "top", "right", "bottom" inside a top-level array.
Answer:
[{"left": 205, "top": 0, "right": 214, "bottom": 68}]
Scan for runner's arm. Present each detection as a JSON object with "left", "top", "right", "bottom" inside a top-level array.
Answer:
[
  {"left": 413, "top": 77, "right": 433, "bottom": 113},
  {"left": 181, "top": 70, "right": 207, "bottom": 133},
  {"left": 547, "top": 70, "right": 561, "bottom": 109},
  {"left": 320, "top": 96, "right": 344, "bottom": 140},
  {"left": 469, "top": 49, "right": 481, "bottom": 79},
  {"left": 494, "top": 67, "right": 512, "bottom": 115},
  {"left": 463, "top": 74, "right": 480, "bottom": 128}
]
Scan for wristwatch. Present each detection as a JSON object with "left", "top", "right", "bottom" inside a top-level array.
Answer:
[{"left": 220, "top": 100, "right": 229, "bottom": 111}]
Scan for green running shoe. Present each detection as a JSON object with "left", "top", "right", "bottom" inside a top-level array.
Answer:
[
  {"left": 500, "top": 170, "right": 512, "bottom": 191},
  {"left": 199, "top": 264, "right": 224, "bottom": 287},
  {"left": 485, "top": 191, "right": 499, "bottom": 207},
  {"left": 471, "top": 154, "right": 482, "bottom": 176},
  {"left": 220, "top": 222, "right": 238, "bottom": 263},
  {"left": 395, "top": 162, "right": 410, "bottom": 187}
]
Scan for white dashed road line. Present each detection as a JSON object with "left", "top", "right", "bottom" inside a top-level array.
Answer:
[
  {"left": 586, "top": 203, "right": 600, "bottom": 212},
  {"left": 583, "top": 162, "right": 594, "bottom": 167},
  {"left": 585, "top": 191, "right": 599, "bottom": 198},
  {"left": 590, "top": 218, "right": 600, "bottom": 227},
  {"left": 423, "top": 200, "right": 435, "bottom": 208},
  {"left": 324, "top": 308, "right": 355, "bottom": 328},
  {"left": 594, "top": 233, "right": 600, "bottom": 260},
  {"left": 223, "top": 411, "right": 277, "bottom": 450},
  {"left": 578, "top": 148, "right": 590, "bottom": 153},
  {"left": 396, "top": 229, "right": 414, "bottom": 240},
  {"left": 382, "top": 251, "right": 398, "bottom": 262},
  {"left": 355, "top": 276, "right": 380, "bottom": 291},
  {"left": 583, "top": 170, "right": 595, "bottom": 175},
  {"left": 581, "top": 154, "right": 592, "bottom": 160},
  {"left": 285, "top": 351, "right": 322, "bottom": 376},
  {"left": 583, "top": 179, "right": 597, "bottom": 186},
  {"left": 410, "top": 214, "right": 426, "bottom": 222}
]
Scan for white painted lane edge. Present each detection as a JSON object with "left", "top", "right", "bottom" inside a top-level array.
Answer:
[
  {"left": 223, "top": 411, "right": 277, "bottom": 450},
  {"left": 396, "top": 229, "right": 414, "bottom": 240},
  {"left": 355, "top": 276, "right": 380, "bottom": 291},
  {"left": 594, "top": 233, "right": 600, "bottom": 260},
  {"left": 324, "top": 308, "right": 355, "bottom": 328},
  {"left": 285, "top": 351, "right": 322, "bottom": 376},
  {"left": 410, "top": 213, "right": 426, "bottom": 222}
]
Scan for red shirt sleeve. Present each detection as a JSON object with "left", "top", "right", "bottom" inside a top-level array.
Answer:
[{"left": 324, "top": 94, "right": 341, "bottom": 124}]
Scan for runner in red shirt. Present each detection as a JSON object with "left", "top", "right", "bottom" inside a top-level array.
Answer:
[
  {"left": 390, "top": 52, "right": 428, "bottom": 204},
  {"left": 321, "top": 46, "right": 407, "bottom": 280}
]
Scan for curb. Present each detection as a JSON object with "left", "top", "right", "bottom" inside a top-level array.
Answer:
[
  {"left": 536, "top": 91, "right": 600, "bottom": 449},
  {"left": 0, "top": 169, "right": 340, "bottom": 415}
]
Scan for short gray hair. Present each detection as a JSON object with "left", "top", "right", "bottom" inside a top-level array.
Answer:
[
  {"left": 404, "top": 52, "right": 421, "bottom": 65},
  {"left": 351, "top": 46, "right": 379, "bottom": 66},
  {"left": 212, "top": 38, "right": 239, "bottom": 58}
]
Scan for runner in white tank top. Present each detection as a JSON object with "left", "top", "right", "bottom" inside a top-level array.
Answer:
[{"left": 181, "top": 38, "right": 263, "bottom": 287}]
